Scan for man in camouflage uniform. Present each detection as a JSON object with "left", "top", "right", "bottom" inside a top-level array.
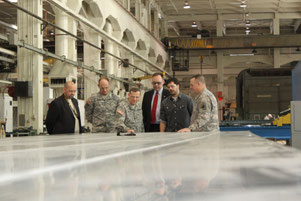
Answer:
[
  {"left": 85, "top": 77, "right": 120, "bottom": 133},
  {"left": 116, "top": 87, "right": 144, "bottom": 133},
  {"left": 178, "top": 74, "right": 219, "bottom": 132}
]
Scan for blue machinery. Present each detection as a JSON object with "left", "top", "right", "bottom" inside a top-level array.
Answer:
[
  {"left": 220, "top": 125, "right": 291, "bottom": 141},
  {"left": 220, "top": 120, "right": 290, "bottom": 141},
  {"left": 221, "top": 61, "right": 301, "bottom": 143}
]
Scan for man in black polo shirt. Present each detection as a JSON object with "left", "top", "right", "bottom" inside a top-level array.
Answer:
[{"left": 160, "top": 78, "right": 194, "bottom": 132}]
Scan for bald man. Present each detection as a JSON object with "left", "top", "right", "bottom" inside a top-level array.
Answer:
[
  {"left": 85, "top": 77, "right": 120, "bottom": 133},
  {"left": 46, "top": 81, "right": 82, "bottom": 134}
]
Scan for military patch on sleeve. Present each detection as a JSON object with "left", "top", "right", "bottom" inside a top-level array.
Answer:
[{"left": 117, "top": 109, "right": 124, "bottom": 115}]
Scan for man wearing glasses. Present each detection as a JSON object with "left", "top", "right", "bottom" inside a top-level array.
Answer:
[
  {"left": 85, "top": 77, "right": 120, "bottom": 133},
  {"left": 160, "top": 78, "right": 194, "bottom": 132},
  {"left": 142, "top": 73, "right": 170, "bottom": 132}
]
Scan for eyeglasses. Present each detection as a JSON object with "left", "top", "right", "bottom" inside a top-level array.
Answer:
[{"left": 152, "top": 82, "right": 162, "bottom": 85}]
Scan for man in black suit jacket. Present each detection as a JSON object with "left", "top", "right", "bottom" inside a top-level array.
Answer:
[
  {"left": 46, "top": 81, "right": 82, "bottom": 134},
  {"left": 142, "top": 73, "right": 170, "bottom": 132}
]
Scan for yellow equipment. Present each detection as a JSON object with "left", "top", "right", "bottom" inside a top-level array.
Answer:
[{"left": 273, "top": 109, "right": 291, "bottom": 127}]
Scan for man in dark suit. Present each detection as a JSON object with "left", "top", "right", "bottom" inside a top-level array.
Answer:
[
  {"left": 142, "top": 73, "right": 170, "bottom": 132},
  {"left": 46, "top": 81, "right": 82, "bottom": 134}
]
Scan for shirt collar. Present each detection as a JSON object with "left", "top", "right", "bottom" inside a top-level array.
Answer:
[
  {"left": 154, "top": 87, "right": 163, "bottom": 95},
  {"left": 195, "top": 88, "right": 207, "bottom": 100},
  {"left": 126, "top": 98, "right": 137, "bottom": 109},
  {"left": 99, "top": 92, "right": 112, "bottom": 99},
  {"left": 169, "top": 92, "right": 182, "bottom": 101}
]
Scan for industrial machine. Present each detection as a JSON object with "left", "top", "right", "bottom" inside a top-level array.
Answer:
[{"left": 236, "top": 68, "right": 291, "bottom": 120}]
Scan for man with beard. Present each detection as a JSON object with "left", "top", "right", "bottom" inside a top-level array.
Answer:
[{"left": 160, "top": 78, "right": 194, "bottom": 132}]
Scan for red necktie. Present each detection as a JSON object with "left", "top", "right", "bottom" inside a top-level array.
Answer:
[{"left": 151, "top": 92, "right": 159, "bottom": 123}]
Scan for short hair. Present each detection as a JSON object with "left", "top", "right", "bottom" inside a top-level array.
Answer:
[
  {"left": 191, "top": 74, "right": 206, "bottom": 84},
  {"left": 129, "top": 87, "right": 140, "bottom": 93},
  {"left": 152, "top": 73, "right": 164, "bottom": 78},
  {"left": 64, "top": 81, "right": 75, "bottom": 88},
  {"left": 166, "top": 78, "right": 180, "bottom": 86},
  {"left": 98, "top": 76, "right": 110, "bottom": 83}
]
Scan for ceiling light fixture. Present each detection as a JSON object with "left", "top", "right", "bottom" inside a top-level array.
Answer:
[
  {"left": 240, "top": 3, "right": 247, "bottom": 8},
  {"left": 11, "top": 24, "right": 17, "bottom": 30},
  {"left": 192, "top": 21, "right": 197, "bottom": 27},
  {"left": 240, "top": 1, "right": 247, "bottom": 8},
  {"left": 246, "top": 21, "right": 251, "bottom": 26},
  {"left": 184, "top": 1, "right": 191, "bottom": 9}
]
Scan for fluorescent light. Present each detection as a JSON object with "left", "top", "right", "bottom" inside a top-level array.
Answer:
[
  {"left": 240, "top": 3, "right": 247, "bottom": 8},
  {"left": 11, "top": 24, "right": 17, "bottom": 30},
  {"left": 245, "top": 29, "right": 250, "bottom": 33},
  {"left": 230, "top": 54, "right": 254, "bottom": 56},
  {"left": 8, "top": 0, "right": 18, "bottom": 2},
  {"left": 246, "top": 21, "right": 251, "bottom": 26},
  {"left": 192, "top": 21, "right": 197, "bottom": 27},
  {"left": 184, "top": 1, "right": 190, "bottom": 9}
]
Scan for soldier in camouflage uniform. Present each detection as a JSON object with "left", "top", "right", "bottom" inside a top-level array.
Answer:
[
  {"left": 85, "top": 77, "right": 120, "bottom": 133},
  {"left": 178, "top": 74, "right": 219, "bottom": 132},
  {"left": 116, "top": 87, "right": 144, "bottom": 133}
]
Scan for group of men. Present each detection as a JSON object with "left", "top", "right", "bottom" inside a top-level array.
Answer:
[{"left": 45, "top": 73, "right": 219, "bottom": 134}]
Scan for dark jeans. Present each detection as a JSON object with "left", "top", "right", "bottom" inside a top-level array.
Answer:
[{"left": 149, "top": 124, "right": 160, "bottom": 132}]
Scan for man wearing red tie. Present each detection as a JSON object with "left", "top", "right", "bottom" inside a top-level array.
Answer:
[{"left": 142, "top": 73, "right": 170, "bottom": 132}]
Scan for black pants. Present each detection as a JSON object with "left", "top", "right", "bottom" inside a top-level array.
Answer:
[{"left": 149, "top": 124, "right": 160, "bottom": 132}]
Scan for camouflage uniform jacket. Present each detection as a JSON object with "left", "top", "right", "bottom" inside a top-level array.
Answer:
[
  {"left": 189, "top": 88, "right": 219, "bottom": 132},
  {"left": 116, "top": 99, "right": 144, "bottom": 133},
  {"left": 85, "top": 92, "right": 120, "bottom": 133}
]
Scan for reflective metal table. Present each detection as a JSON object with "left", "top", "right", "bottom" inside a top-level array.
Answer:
[{"left": 0, "top": 131, "right": 301, "bottom": 201}]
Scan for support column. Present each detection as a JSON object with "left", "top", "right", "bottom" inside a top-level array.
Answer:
[
  {"left": 135, "top": 0, "right": 141, "bottom": 22},
  {"left": 273, "top": 13, "right": 280, "bottom": 68},
  {"left": 161, "top": 18, "right": 168, "bottom": 38},
  {"left": 217, "top": 51, "right": 224, "bottom": 121},
  {"left": 17, "top": 0, "right": 43, "bottom": 133},
  {"left": 154, "top": 9, "right": 159, "bottom": 38},
  {"left": 83, "top": 30, "right": 102, "bottom": 100},
  {"left": 274, "top": 48, "right": 280, "bottom": 68},
  {"left": 216, "top": 20, "right": 223, "bottom": 37},
  {"left": 49, "top": 6, "right": 77, "bottom": 96},
  {"left": 104, "top": 22, "right": 119, "bottom": 95},
  {"left": 273, "top": 13, "right": 280, "bottom": 35},
  {"left": 104, "top": 22, "right": 115, "bottom": 75},
  {"left": 146, "top": 1, "right": 151, "bottom": 30},
  {"left": 127, "top": 0, "right": 130, "bottom": 11}
]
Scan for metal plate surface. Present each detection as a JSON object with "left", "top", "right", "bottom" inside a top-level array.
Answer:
[{"left": 0, "top": 132, "right": 301, "bottom": 201}]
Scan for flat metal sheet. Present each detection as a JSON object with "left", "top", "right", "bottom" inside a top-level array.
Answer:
[{"left": 0, "top": 131, "right": 301, "bottom": 201}]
